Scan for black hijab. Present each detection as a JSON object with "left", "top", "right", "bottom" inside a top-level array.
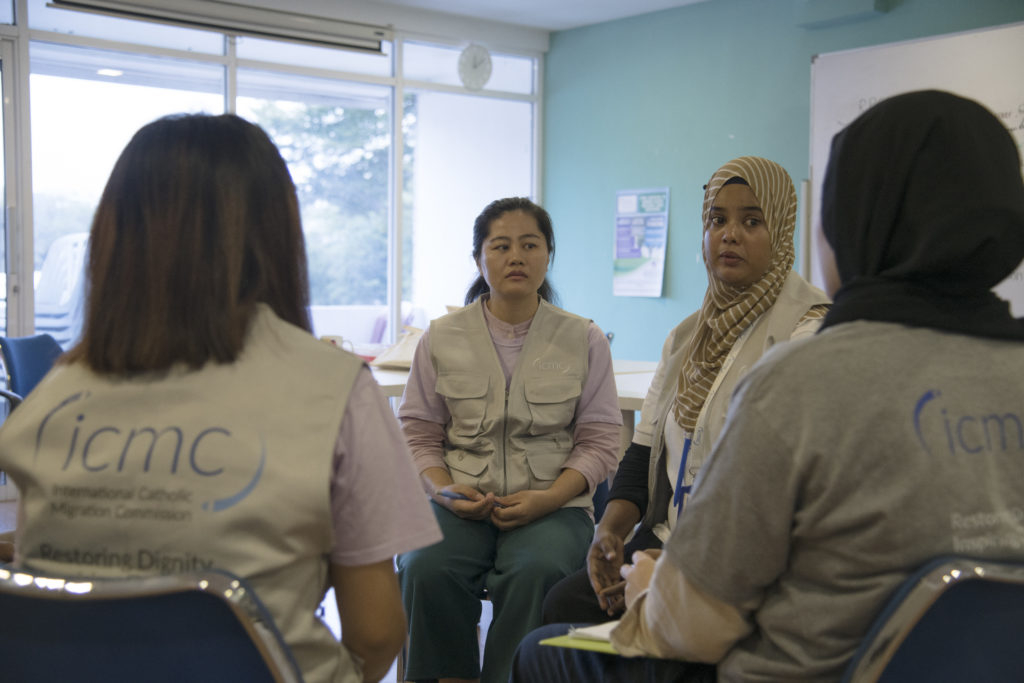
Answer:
[{"left": 819, "top": 89, "right": 1024, "bottom": 340}]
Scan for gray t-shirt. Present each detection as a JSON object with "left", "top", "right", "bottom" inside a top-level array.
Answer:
[{"left": 668, "top": 320, "right": 1024, "bottom": 682}]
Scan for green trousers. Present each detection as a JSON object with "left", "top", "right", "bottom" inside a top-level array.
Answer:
[{"left": 397, "top": 502, "right": 592, "bottom": 683}]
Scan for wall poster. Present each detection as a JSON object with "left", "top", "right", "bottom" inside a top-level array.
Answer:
[{"left": 613, "top": 187, "right": 669, "bottom": 297}]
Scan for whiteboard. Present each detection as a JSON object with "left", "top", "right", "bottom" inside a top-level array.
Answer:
[{"left": 808, "top": 21, "right": 1024, "bottom": 315}]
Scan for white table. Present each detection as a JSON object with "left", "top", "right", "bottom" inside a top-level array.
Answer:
[
  {"left": 609, "top": 360, "right": 656, "bottom": 451},
  {"left": 371, "top": 359, "right": 657, "bottom": 454},
  {"left": 373, "top": 360, "right": 654, "bottom": 403}
]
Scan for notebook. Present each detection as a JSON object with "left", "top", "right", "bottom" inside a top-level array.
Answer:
[{"left": 539, "top": 620, "right": 620, "bottom": 655}]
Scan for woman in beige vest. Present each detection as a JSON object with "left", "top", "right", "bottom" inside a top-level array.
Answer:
[
  {"left": 543, "top": 156, "right": 831, "bottom": 626},
  {"left": 396, "top": 197, "right": 622, "bottom": 683},
  {"left": 0, "top": 113, "right": 442, "bottom": 683}
]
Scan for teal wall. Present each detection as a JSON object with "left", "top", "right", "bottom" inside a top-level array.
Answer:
[{"left": 542, "top": 0, "right": 1024, "bottom": 361}]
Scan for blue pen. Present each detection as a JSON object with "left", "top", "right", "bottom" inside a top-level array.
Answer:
[{"left": 439, "top": 490, "right": 506, "bottom": 508}]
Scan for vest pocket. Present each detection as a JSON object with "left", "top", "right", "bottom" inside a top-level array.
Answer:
[
  {"left": 436, "top": 373, "right": 489, "bottom": 436},
  {"left": 524, "top": 448, "right": 567, "bottom": 484},
  {"left": 444, "top": 450, "right": 489, "bottom": 488},
  {"left": 524, "top": 378, "right": 582, "bottom": 435}
]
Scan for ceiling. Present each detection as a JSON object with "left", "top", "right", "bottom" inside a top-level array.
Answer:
[{"left": 368, "top": 0, "right": 710, "bottom": 32}]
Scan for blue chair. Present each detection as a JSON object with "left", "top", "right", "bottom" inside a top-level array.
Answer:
[
  {"left": 0, "top": 565, "right": 303, "bottom": 682},
  {"left": 0, "top": 333, "right": 63, "bottom": 397},
  {"left": 0, "top": 387, "right": 21, "bottom": 411},
  {"left": 842, "top": 556, "right": 1024, "bottom": 683}
]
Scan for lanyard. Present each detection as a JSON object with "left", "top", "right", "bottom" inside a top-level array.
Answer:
[{"left": 672, "top": 436, "right": 692, "bottom": 519}]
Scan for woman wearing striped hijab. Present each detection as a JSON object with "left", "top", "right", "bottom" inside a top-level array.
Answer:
[{"left": 542, "top": 156, "right": 830, "bottom": 625}]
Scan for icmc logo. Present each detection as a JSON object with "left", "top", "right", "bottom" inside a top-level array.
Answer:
[
  {"left": 532, "top": 357, "right": 572, "bottom": 373},
  {"left": 914, "top": 389, "right": 1024, "bottom": 457},
  {"left": 34, "top": 392, "right": 265, "bottom": 511}
]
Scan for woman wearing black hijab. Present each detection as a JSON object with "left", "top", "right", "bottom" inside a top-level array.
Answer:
[
  {"left": 510, "top": 90, "right": 1024, "bottom": 682},
  {"left": 819, "top": 89, "right": 1024, "bottom": 339}
]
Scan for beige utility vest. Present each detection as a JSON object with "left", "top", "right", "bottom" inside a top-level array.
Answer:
[
  {"left": 0, "top": 305, "right": 365, "bottom": 683},
  {"left": 431, "top": 299, "right": 592, "bottom": 508},
  {"left": 641, "top": 271, "right": 831, "bottom": 531}
]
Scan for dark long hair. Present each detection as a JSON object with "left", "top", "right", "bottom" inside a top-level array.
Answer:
[
  {"left": 65, "top": 113, "right": 311, "bottom": 374},
  {"left": 464, "top": 197, "right": 558, "bottom": 306}
]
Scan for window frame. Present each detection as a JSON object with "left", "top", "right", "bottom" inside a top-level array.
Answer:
[{"left": 1, "top": 0, "right": 543, "bottom": 343}]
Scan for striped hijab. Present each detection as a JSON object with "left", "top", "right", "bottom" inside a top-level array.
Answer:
[{"left": 672, "top": 156, "right": 800, "bottom": 432}]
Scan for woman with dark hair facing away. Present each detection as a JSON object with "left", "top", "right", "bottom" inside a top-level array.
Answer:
[
  {"left": 0, "top": 113, "right": 442, "bottom": 683},
  {"left": 396, "top": 197, "right": 622, "bottom": 683},
  {"left": 542, "top": 156, "right": 830, "bottom": 626},
  {"left": 512, "top": 90, "right": 1024, "bottom": 682}
]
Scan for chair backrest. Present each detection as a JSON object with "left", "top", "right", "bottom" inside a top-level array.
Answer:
[
  {"left": 0, "top": 565, "right": 304, "bottom": 683},
  {"left": 0, "top": 387, "right": 22, "bottom": 411},
  {"left": 0, "top": 333, "right": 63, "bottom": 397},
  {"left": 841, "top": 556, "right": 1024, "bottom": 683}
]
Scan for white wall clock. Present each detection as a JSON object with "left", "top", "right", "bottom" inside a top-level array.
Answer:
[{"left": 458, "top": 43, "right": 492, "bottom": 91}]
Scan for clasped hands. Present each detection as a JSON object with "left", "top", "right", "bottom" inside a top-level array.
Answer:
[
  {"left": 435, "top": 484, "right": 558, "bottom": 530},
  {"left": 587, "top": 528, "right": 660, "bottom": 616}
]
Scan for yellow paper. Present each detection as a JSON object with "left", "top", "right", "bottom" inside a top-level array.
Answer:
[{"left": 539, "top": 634, "right": 619, "bottom": 655}]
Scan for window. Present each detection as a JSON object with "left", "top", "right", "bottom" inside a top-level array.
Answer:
[
  {"left": 402, "top": 90, "right": 534, "bottom": 321},
  {"left": 1, "top": 1, "right": 540, "bottom": 355},
  {"left": 236, "top": 70, "right": 394, "bottom": 343},
  {"left": 399, "top": 41, "right": 537, "bottom": 328},
  {"left": 29, "top": 42, "right": 224, "bottom": 346},
  {"left": 235, "top": 35, "right": 393, "bottom": 77},
  {"left": 0, "top": 44, "right": 7, "bottom": 340}
]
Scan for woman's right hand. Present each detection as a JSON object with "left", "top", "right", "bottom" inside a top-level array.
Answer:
[
  {"left": 435, "top": 483, "right": 497, "bottom": 520},
  {"left": 423, "top": 466, "right": 495, "bottom": 520},
  {"left": 587, "top": 525, "right": 627, "bottom": 615}
]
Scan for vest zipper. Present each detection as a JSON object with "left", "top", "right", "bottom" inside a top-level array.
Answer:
[{"left": 501, "top": 386, "right": 509, "bottom": 496}]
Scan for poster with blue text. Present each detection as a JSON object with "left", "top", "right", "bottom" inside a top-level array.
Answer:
[{"left": 614, "top": 188, "right": 669, "bottom": 297}]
